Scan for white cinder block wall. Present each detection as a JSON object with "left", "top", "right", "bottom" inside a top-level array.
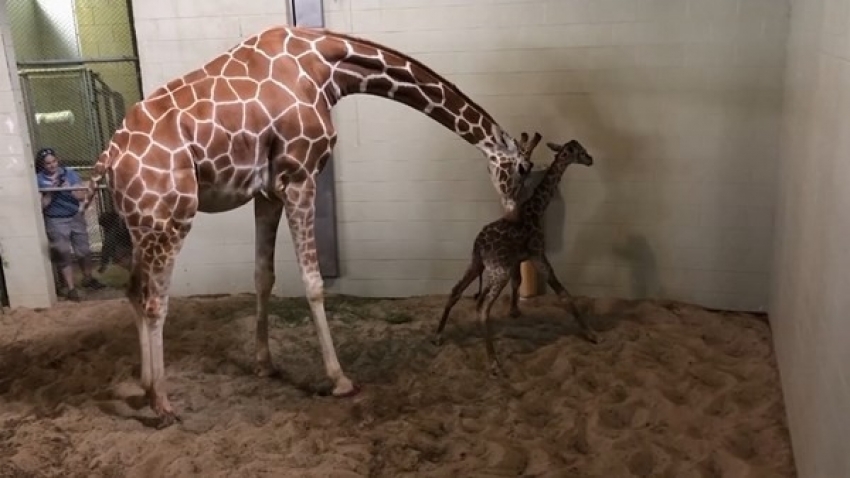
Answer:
[
  {"left": 131, "top": 0, "right": 790, "bottom": 311},
  {"left": 770, "top": 0, "right": 850, "bottom": 475},
  {"left": 0, "top": 1, "right": 56, "bottom": 308}
]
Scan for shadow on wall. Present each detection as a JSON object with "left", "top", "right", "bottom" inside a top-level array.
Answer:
[
  {"left": 447, "top": 52, "right": 662, "bottom": 300},
  {"left": 488, "top": 51, "right": 659, "bottom": 298},
  {"left": 551, "top": 89, "right": 658, "bottom": 300}
]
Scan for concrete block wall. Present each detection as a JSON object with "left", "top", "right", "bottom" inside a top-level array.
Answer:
[
  {"left": 770, "top": 0, "right": 850, "bottom": 475},
  {"left": 122, "top": 0, "right": 790, "bottom": 310},
  {"left": 0, "top": 1, "right": 57, "bottom": 308}
]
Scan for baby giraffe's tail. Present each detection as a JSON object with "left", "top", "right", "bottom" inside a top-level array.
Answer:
[{"left": 79, "top": 148, "right": 115, "bottom": 213}]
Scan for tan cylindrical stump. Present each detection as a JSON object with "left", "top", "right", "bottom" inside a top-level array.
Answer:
[{"left": 518, "top": 260, "right": 538, "bottom": 298}]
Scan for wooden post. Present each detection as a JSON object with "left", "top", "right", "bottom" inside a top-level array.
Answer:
[{"left": 518, "top": 261, "right": 538, "bottom": 298}]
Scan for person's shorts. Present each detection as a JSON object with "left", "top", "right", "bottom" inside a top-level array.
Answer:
[{"left": 44, "top": 214, "right": 91, "bottom": 268}]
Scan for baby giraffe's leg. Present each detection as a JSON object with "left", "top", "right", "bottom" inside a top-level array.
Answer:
[
  {"left": 479, "top": 268, "right": 510, "bottom": 375},
  {"left": 508, "top": 261, "right": 522, "bottom": 318},
  {"left": 472, "top": 271, "right": 483, "bottom": 301},
  {"left": 435, "top": 256, "right": 484, "bottom": 345},
  {"left": 535, "top": 255, "right": 598, "bottom": 344}
]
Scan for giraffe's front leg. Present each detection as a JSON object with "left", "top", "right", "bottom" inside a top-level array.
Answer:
[
  {"left": 283, "top": 180, "right": 358, "bottom": 397},
  {"left": 435, "top": 256, "right": 484, "bottom": 345},
  {"left": 127, "top": 229, "right": 187, "bottom": 428},
  {"left": 253, "top": 195, "right": 285, "bottom": 377}
]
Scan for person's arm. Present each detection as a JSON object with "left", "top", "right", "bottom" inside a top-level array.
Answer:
[
  {"left": 41, "top": 191, "right": 53, "bottom": 209},
  {"left": 66, "top": 169, "right": 87, "bottom": 201},
  {"left": 36, "top": 176, "right": 53, "bottom": 209}
]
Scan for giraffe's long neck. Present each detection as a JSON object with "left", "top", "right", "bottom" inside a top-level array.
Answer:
[
  {"left": 312, "top": 30, "right": 506, "bottom": 151},
  {"left": 524, "top": 159, "right": 570, "bottom": 218}
]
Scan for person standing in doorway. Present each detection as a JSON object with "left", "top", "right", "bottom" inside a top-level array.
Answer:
[{"left": 35, "top": 147, "right": 105, "bottom": 300}]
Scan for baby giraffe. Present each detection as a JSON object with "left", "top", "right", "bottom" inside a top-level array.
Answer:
[{"left": 434, "top": 138, "right": 598, "bottom": 375}]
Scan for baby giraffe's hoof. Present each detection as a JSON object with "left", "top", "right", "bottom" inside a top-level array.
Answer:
[
  {"left": 488, "top": 360, "right": 507, "bottom": 378},
  {"left": 584, "top": 330, "right": 600, "bottom": 344},
  {"left": 155, "top": 411, "right": 182, "bottom": 430},
  {"left": 431, "top": 335, "right": 444, "bottom": 347},
  {"left": 509, "top": 308, "right": 522, "bottom": 318},
  {"left": 254, "top": 361, "right": 278, "bottom": 378}
]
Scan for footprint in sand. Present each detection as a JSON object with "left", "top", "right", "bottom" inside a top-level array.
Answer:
[
  {"left": 659, "top": 384, "right": 689, "bottom": 406},
  {"left": 627, "top": 449, "right": 656, "bottom": 477},
  {"left": 603, "top": 384, "right": 629, "bottom": 404},
  {"left": 731, "top": 383, "right": 771, "bottom": 411},
  {"left": 483, "top": 439, "right": 529, "bottom": 476},
  {"left": 522, "top": 345, "right": 561, "bottom": 377},
  {"left": 704, "top": 394, "right": 737, "bottom": 418},
  {"left": 598, "top": 400, "right": 649, "bottom": 430},
  {"left": 724, "top": 432, "right": 757, "bottom": 461},
  {"left": 688, "top": 365, "right": 732, "bottom": 390},
  {"left": 698, "top": 450, "right": 751, "bottom": 478}
]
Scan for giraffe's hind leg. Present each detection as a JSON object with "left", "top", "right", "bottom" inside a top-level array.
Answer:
[
  {"left": 252, "top": 195, "right": 285, "bottom": 377},
  {"left": 126, "top": 220, "right": 192, "bottom": 428},
  {"left": 508, "top": 261, "right": 522, "bottom": 318},
  {"left": 434, "top": 255, "right": 484, "bottom": 345}
]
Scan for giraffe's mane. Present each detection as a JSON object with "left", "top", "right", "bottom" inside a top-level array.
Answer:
[{"left": 303, "top": 27, "right": 498, "bottom": 125}]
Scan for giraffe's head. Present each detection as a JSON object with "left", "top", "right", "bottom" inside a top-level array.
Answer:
[
  {"left": 547, "top": 140, "right": 593, "bottom": 167},
  {"left": 487, "top": 130, "right": 541, "bottom": 220}
]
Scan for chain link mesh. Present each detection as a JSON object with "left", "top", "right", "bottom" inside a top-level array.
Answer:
[{"left": 7, "top": 0, "right": 141, "bottom": 300}]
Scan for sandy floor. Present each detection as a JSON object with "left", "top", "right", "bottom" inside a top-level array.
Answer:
[{"left": 0, "top": 292, "right": 796, "bottom": 477}]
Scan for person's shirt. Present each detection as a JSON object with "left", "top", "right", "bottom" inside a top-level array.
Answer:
[{"left": 36, "top": 167, "right": 82, "bottom": 218}]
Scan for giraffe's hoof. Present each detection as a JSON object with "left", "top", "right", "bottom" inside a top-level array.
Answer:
[
  {"left": 431, "top": 335, "right": 444, "bottom": 347},
  {"left": 331, "top": 377, "right": 361, "bottom": 398},
  {"left": 509, "top": 309, "right": 522, "bottom": 319},
  {"left": 254, "top": 361, "right": 278, "bottom": 378},
  {"left": 584, "top": 331, "right": 600, "bottom": 344}
]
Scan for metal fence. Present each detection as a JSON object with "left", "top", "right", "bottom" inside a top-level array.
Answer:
[
  {"left": 18, "top": 65, "right": 130, "bottom": 169},
  {"left": 7, "top": 0, "right": 142, "bottom": 301}
]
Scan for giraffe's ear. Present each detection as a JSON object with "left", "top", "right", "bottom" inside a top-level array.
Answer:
[{"left": 546, "top": 142, "right": 562, "bottom": 152}]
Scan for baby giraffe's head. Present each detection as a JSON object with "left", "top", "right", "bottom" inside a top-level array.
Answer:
[{"left": 546, "top": 140, "right": 593, "bottom": 167}]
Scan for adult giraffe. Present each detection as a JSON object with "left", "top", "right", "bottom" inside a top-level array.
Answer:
[{"left": 81, "top": 25, "right": 539, "bottom": 427}]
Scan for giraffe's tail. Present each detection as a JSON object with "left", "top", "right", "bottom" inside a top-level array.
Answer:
[{"left": 79, "top": 148, "right": 116, "bottom": 213}]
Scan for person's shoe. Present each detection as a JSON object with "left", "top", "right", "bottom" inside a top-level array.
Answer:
[
  {"left": 82, "top": 277, "right": 106, "bottom": 290},
  {"left": 66, "top": 288, "right": 82, "bottom": 301}
]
